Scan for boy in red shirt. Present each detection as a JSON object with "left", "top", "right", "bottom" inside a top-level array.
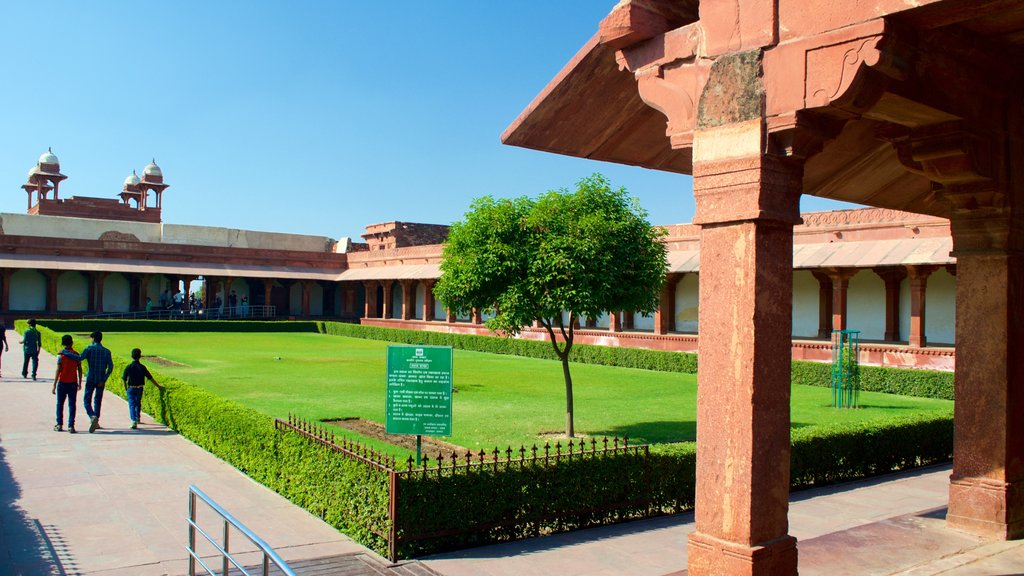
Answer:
[{"left": 53, "top": 334, "right": 82, "bottom": 433}]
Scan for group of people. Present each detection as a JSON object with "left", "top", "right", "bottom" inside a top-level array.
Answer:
[
  {"left": 147, "top": 289, "right": 204, "bottom": 313},
  {"left": 5, "top": 319, "right": 163, "bottom": 434}
]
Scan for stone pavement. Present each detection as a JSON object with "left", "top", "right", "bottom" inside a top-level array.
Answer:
[{"left": 1, "top": 329, "right": 1021, "bottom": 575}]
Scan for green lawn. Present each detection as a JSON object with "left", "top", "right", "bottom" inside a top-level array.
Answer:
[{"left": 94, "top": 332, "right": 953, "bottom": 451}]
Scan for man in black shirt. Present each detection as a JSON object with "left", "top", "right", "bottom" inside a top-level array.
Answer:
[{"left": 122, "top": 348, "right": 163, "bottom": 429}]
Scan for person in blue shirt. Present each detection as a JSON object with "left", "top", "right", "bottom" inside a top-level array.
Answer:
[
  {"left": 122, "top": 348, "right": 163, "bottom": 429},
  {"left": 61, "top": 331, "right": 114, "bottom": 433}
]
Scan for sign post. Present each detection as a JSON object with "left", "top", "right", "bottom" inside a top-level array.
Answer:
[{"left": 385, "top": 344, "right": 453, "bottom": 465}]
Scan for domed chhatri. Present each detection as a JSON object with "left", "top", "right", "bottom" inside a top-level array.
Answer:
[
  {"left": 124, "top": 170, "right": 141, "bottom": 186},
  {"left": 27, "top": 165, "right": 39, "bottom": 180},
  {"left": 143, "top": 159, "right": 162, "bottom": 179},
  {"left": 38, "top": 147, "right": 59, "bottom": 169}
]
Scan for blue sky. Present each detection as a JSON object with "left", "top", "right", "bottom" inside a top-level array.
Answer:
[{"left": 0, "top": 2, "right": 854, "bottom": 240}]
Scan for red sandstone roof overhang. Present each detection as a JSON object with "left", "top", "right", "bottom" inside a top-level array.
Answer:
[{"left": 501, "top": 34, "right": 693, "bottom": 174}]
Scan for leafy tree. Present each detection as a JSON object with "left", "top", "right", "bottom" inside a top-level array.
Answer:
[{"left": 435, "top": 174, "right": 668, "bottom": 437}]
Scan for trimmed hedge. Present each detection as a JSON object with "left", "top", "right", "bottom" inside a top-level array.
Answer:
[
  {"left": 317, "top": 321, "right": 699, "bottom": 373},
  {"left": 20, "top": 319, "right": 954, "bottom": 559},
  {"left": 33, "top": 319, "right": 320, "bottom": 333},
  {"left": 791, "top": 360, "right": 954, "bottom": 400},
  {"left": 320, "top": 322, "right": 952, "bottom": 400}
]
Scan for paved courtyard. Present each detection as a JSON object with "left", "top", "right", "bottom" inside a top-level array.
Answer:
[{"left": 0, "top": 330, "right": 1020, "bottom": 575}]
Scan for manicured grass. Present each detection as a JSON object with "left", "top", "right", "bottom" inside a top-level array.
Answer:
[{"left": 95, "top": 332, "right": 953, "bottom": 452}]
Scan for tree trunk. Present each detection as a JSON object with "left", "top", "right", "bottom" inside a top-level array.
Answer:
[{"left": 562, "top": 353, "right": 574, "bottom": 438}]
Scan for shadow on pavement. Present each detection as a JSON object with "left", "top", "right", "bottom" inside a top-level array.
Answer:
[{"left": 0, "top": 443, "right": 74, "bottom": 575}]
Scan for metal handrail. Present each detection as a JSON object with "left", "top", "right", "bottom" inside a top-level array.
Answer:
[
  {"left": 84, "top": 304, "right": 277, "bottom": 320},
  {"left": 186, "top": 484, "right": 297, "bottom": 576}
]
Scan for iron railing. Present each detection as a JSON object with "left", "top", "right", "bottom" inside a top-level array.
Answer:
[
  {"left": 83, "top": 304, "right": 277, "bottom": 320},
  {"left": 186, "top": 484, "right": 297, "bottom": 576}
]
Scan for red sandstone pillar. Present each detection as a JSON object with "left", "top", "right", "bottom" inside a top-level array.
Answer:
[
  {"left": 946, "top": 208, "right": 1024, "bottom": 539},
  {"left": 609, "top": 311, "right": 621, "bottom": 332},
  {"left": 0, "top": 269, "right": 11, "bottom": 313},
  {"left": 873, "top": 268, "right": 906, "bottom": 342},
  {"left": 471, "top": 308, "right": 483, "bottom": 325},
  {"left": 45, "top": 270, "right": 59, "bottom": 314},
  {"left": 906, "top": 265, "right": 937, "bottom": 348},
  {"left": 94, "top": 272, "right": 106, "bottom": 314},
  {"left": 263, "top": 279, "right": 274, "bottom": 313},
  {"left": 138, "top": 273, "right": 152, "bottom": 311},
  {"left": 687, "top": 122, "right": 802, "bottom": 576},
  {"left": 422, "top": 280, "right": 436, "bottom": 321},
  {"left": 827, "top": 269, "right": 856, "bottom": 331},
  {"left": 400, "top": 281, "right": 414, "bottom": 321},
  {"left": 301, "top": 281, "right": 312, "bottom": 318},
  {"left": 381, "top": 282, "right": 393, "bottom": 319},
  {"left": 810, "top": 271, "right": 833, "bottom": 338},
  {"left": 363, "top": 281, "right": 379, "bottom": 319},
  {"left": 584, "top": 317, "right": 597, "bottom": 329},
  {"left": 445, "top": 308, "right": 456, "bottom": 323},
  {"left": 654, "top": 275, "right": 680, "bottom": 335},
  {"left": 622, "top": 310, "right": 635, "bottom": 330}
]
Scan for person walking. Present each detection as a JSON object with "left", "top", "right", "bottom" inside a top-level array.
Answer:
[
  {"left": 65, "top": 331, "right": 114, "bottom": 433},
  {"left": 52, "top": 335, "right": 82, "bottom": 433},
  {"left": 0, "top": 320, "right": 9, "bottom": 377},
  {"left": 122, "top": 348, "right": 163, "bottom": 429},
  {"left": 21, "top": 318, "right": 41, "bottom": 380}
]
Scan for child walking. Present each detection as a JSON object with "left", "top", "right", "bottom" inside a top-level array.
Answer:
[
  {"left": 122, "top": 348, "right": 163, "bottom": 429},
  {"left": 53, "top": 335, "right": 82, "bottom": 433}
]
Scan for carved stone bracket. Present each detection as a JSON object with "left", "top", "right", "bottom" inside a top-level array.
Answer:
[{"left": 611, "top": 23, "right": 708, "bottom": 151}]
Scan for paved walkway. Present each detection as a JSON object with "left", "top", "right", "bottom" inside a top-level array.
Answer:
[{"left": 1, "top": 330, "right": 1021, "bottom": 575}]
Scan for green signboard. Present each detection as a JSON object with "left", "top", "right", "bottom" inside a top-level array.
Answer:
[{"left": 385, "top": 344, "right": 453, "bottom": 436}]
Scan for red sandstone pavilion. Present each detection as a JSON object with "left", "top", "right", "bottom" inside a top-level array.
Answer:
[{"left": 500, "top": 1, "right": 1024, "bottom": 574}]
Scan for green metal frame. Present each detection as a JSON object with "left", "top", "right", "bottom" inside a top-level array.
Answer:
[{"left": 830, "top": 329, "right": 861, "bottom": 409}]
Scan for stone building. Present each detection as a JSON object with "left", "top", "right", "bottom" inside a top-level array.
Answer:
[{"left": 5, "top": 149, "right": 957, "bottom": 373}]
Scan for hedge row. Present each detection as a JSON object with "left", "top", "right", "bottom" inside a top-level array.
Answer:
[
  {"left": 32, "top": 318, "right": 953, "bottom": 400},
  {"left": 791, "top": 360, "right": 954, "bottom": 400},
  {"left": 31, "top": 319, "right": 321, "bottom": 333},
  {"left": 316, "top": 321, "right": 700, "bottom": 373},
  {"left": 320, "top": 322, "right": 953, "bottom": 400}
]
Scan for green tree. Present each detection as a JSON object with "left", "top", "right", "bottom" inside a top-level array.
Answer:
[{"left": 435, "top": 174, "right": 668, "bottom": 437}]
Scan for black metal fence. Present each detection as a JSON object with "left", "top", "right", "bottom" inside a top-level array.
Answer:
[{"left": 275, "top": 414, "right": 651, "bottom": 560}]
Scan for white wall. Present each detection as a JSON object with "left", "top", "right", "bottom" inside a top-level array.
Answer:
[
  {"left": 103, "top": 273, "right": 131, "bottom": 312},
  {"left": 899, "top": 278, "right": 911, "bottom": 342},
  {"left": 634, "top": 311, "right": 655, "bottom": 331},
  {"left": 674, "top": 273, "right": 699, "bottom": 333},
  {"left": 0, "top": 213, "right": 162, "bottom": 243},
  {"left": 414, "top": 284, "right": 425, "bottom": 320},
  {"left": 846, "top": 270, "right": 885, "bottom": 341},
  {"left": 10, "top": 269, "right": 45, "bottom": 311},
  {"left": 57, "top": 271, "right": 88, "bottom": 312},
  {"left": 926, "top": 269, "right": 956, "bottom": 345},
  {"left": 792, "top": 270, "right": 820, "bottom": 338},
  {"left": 595, "top": 312, "right": 609, "bottom": 329},
  {"left": 390, "top": 282, "right": 403, "bottom": 319},
  {"left": 309, "top": 283, "right": 324, "bottom": 316},
  {"left": 433, "top": 294, "right": 446, "bottom": 321}
]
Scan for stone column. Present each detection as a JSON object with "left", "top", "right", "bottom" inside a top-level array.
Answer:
[
  {"left": 946, "top": 206, "right": 1024, "bottom": 539},
  {"left": 301, "top": 281, "right": 312, "bottom": 318},
  {"left": 138, "top": 272, "right": 151, "bottom": 309},
  {"left": 654, "top": 275, "right": 681, "bottom": 335},
  {"left": 94, "top": 272, "right": 107, "bottom": 314},
  {"left": 381, "top": 282, "right": 393, "bottom": 319},
  {"left": 609, "top": 311, "right": 621, "bottom": 332},
  {"left": 873, "top": 268, "right": 906, "bottom": 342},
  {"left": 906, "top": 265, "right": 937, "bottom": 348},
  {"left": 263, "top": 279, "right": 275, "bottom": 313},
  {"left": 1, "top": 269, "right": 11, "bottom": 314},
  {"left": 810, "top": 271, "right": 833, "bottom": 338},
  {"left": 827, "top": 269, "right": 857, "bottom": 331},
  {"left": 422, "top": 280, "right": 436, "bottom": 322},
  {"left": 445, "top": 308, "right": 456, "bottom": 323},
  {"left": 363, "top": 281, "right": 379, "bottom": 319},
  {"left": 400, "top": 281, "right": 414, "bottom": 321},
  {"left": 584, "top": 317, "right": 597, "bottom": 329},
  {"left": 622, "top": 310, "right": 635, "bottom": 330},
  {"left": 686, "top": 115, "right": 802, "bottom": 573},
  {"left": 471, "top": 308, "right": 483, "bottom": 325},
  {"left": 45, "top": 270, "right": 59, "bottom": 314}
]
